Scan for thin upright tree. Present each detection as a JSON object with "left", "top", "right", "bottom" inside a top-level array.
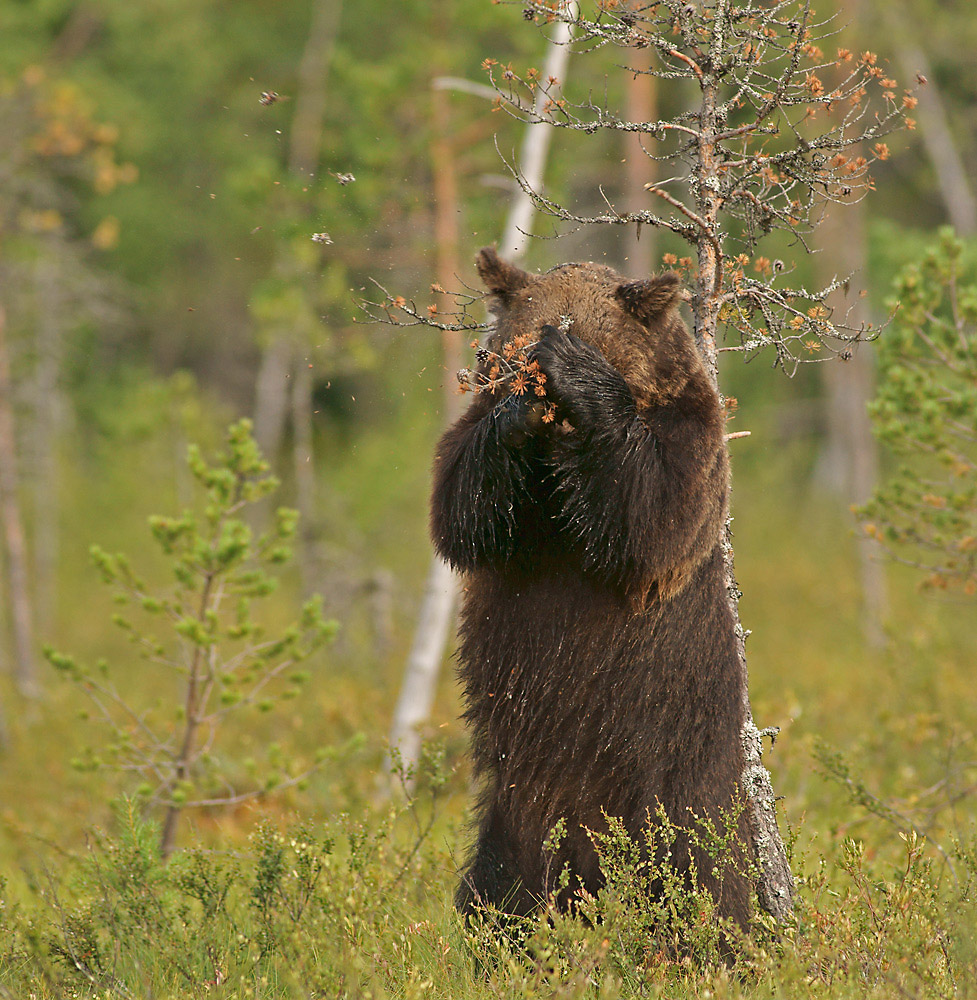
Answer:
[
  {"left": 0, "top": 307, "right": 37, "bottom": 698},
  {"left": 385, "top": 5, "right": 576, "bottom": 788},
  {"left": 252, "top": 0, "right": 345, "bottom": 596},
  {"left": 813, "top": 0, "right": 887, "bottom": 648}
]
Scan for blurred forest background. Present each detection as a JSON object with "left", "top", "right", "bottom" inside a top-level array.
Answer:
[{"left": 0, "top": 0, "right": 975, "bottom": 995}]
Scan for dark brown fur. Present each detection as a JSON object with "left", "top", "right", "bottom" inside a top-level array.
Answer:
[{"left": 431, "top": 248, "right": 750, "bottom": 929}]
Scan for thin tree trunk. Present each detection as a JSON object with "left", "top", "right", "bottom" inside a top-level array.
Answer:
[
  {"left": 32, "top": 257, "right": 63, "bottom": 637},
  {"left": 892, "top": 42, "right": 977, "bottom": 235},
  {"left": 385, "top": 79, "right": 465, "bottom": 789},
  {"left": 288, "top": 0, "right": 342, "bottom": 579},
  {"left": 694, "top": 63, "right": 794, "bottom": 922},
  {"left": 385, "top": 9, "right": 575, "bottom": 790},
  {"left": 499, "top": 4, "right": 576, "bottom": 258},
  {"left": 252, "top": 0, "right": 343, "bottom": 460},
  {"left": 622, "top": 17, "right": 657, "bottom": 278},
  {"left": 815, "top": 0, "right": 887, "bottom": 647},
  {"left": 292, "top": 355, "right": 318, "bottom": 595},
  {"left": 816, "top": 193, "right": 887, "bottom": 647},
  {"left": 252, "top": 335, "right": 293, "bottom": 460},
  {"left": 0, "top": 306, "right": 38, "bottom": 698},
  {"left": 387, "top": 556, "right": 457, "bottom": 785},
  {"left": 430, "top": 82, "right": 465, "bottom": 422},
  {"left": 289, "top": 0, "right": 343, "bottom": 181}
]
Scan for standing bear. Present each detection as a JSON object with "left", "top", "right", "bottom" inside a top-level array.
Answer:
[{"left": 430, "top": 248, "right": 750, "bottom": 930}]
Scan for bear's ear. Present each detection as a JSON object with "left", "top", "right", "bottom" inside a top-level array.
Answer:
[
  {"left": 614, "top": 273, "right": 682, "bottom": 327},
  {"left": 475, "top": 247, "right": 531, "bottom": 298}
]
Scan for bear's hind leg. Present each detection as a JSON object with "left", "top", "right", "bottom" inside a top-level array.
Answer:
[{"left": 456, "top": 807, "right": 535, "bottom": 921}]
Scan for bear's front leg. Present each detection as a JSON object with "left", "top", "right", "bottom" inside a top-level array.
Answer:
[
  {"left": 430, "top": 392, "right": 547, "bottom": 573},
  {"left": 534, "top": 324, "right": 725, "bottom": 597},
  {"left": 533, "top": 324, "right": 639, "bottom": 431}
]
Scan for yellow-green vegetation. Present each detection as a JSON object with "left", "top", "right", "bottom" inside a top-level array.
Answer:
[{"left": 0, "top": 735, "right": 975, "bottom": 999}]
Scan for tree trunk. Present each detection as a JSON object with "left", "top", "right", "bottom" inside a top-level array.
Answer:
[
  {"left": 292, "top": 353, "right": 318, "bottom": 595},
  {"left": 385, "top": 8, "right": 576, "bottom": 790},
  {"left": 289, "top": 0, "right": 344, "bottom": 181},
  {"left": 892, "top": 41, "right": 977, "bottom": 235},
  {"left": 0, "top": 306, "right": 38, "bottom": 698},
  {"left": 694, "top": 65, "right": 795, "bottom": 922},
  {"left": 814, "top": 0, "right": 887, "bottom": 648},
  {"left": 499, "top": 4, "right": 576, "bottom": 258},
  {"left": 252, "top": 334, "right": 293, "bottom": 461},
  {"left": 252, "top": 0, "right": 343, "bottom": 461},
  {"left": 384, "top": 79, "right": 465, "bottom": 790},
  {"left": 622, "top": 16, "right": 657, "bottom": 278},
  {"left": 386, "top": 556, "right": 457, "bottom": 786},
  {"left": 815, "top": 192, "right": 887, "bottom": 648},
  {"left": 31, "top": 257, "right": 63, "bottom": 637}
]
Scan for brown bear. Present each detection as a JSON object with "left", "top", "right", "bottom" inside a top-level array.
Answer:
[{"left": 430, "top": 248, "right": 750, "bottom": 930}]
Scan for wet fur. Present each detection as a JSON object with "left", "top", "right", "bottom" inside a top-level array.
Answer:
[{"left": 431, "top": 249, "right": 750, "bottom": 929}]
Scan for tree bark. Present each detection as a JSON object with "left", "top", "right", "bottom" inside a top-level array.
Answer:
[
  {"left": 499, "top": 4, "right": 576, "bottom": 258},
  {"left": 385, "top": 79, "right": 465, "bottom": 789},
  {"left": 292, "top": 354, "right": 318, "bottom": 595},
  {"left": 386, "top": 555, "right": 457, "bottom": 786},
  {"left": 694, "top": 57, "right": 794, "bottom": 922},
  {"left": 289, "top": 0, "right": 344, "bottom": 181},
  {"left": 31, "top": 257, "right": 64, "bottom": 637},
  {"left": 622, "top": 16, "right": 657, "bottom": 278},
  {"left": 252, "top": 334, "right": 293, "bottom": 461},
  {"left": 813, "top": 0, "right": 886, "bottom": 648},
  {"left": 0, "top": 306, "right": 38, "bottom": 698},
  {"left": 815, "top": 192, "right": 887, "bottom": 648}
]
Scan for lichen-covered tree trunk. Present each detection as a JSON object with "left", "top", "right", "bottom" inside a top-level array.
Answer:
[{"left": 693, "top": 69, "right": 795, "bottom": 923}]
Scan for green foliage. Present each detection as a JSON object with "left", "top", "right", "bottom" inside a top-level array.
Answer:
[
  {"left": 44, "top": 419, "right": 338, "bottom": 856},
  {"left": 860, "top": 228, "right": 977, "bottom": 595}
]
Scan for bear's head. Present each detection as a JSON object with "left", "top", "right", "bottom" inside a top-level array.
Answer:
[{"left": 475, "top": 247, "right": 708, "bottom": 411}]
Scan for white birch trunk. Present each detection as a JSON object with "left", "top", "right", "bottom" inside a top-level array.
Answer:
[
  {"left": 385, "top": 556, "right": 457, "bottom": 786},
  {"left": 499, "top": 5, "right": 576, "bottom": 258},
  {"left": 385, "top": 6, "right": 576, "bottom": 791}
]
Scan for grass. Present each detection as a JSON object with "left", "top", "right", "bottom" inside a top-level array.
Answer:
[{"left": 0, "top": 373, "right": 975, "bottom": 997}]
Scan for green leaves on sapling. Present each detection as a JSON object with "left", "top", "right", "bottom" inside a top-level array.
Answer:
[{"left": 44, "top": 418, "right": 339, "bottom": 858}]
